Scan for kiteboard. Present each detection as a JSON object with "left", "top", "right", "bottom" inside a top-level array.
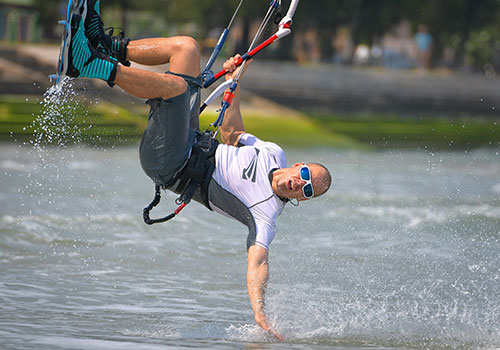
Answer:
[{"left": 51, "top": 0, "right": 82, "bottom": 84}]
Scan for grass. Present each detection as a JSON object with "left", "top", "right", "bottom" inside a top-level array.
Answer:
[
  {"left": 0, "top": 94, "right": 360, "bottom": 148},
  {"left": 0, "top": 95, "right": 148, "bottom": 145},
  {"left": 1, "top": 94, "right": 499, "bottom": 149},
  {"left": 312, "top": 113, "right": 500, "bottom": 149},
  {"left": 199, "top": 111, "right": 361, "bottom": 149}
]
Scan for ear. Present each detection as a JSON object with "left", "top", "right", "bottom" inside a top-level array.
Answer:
[
  {"left": 297, "top": 197, "right": 310, "bottom": 202},
  {"left": 292, "top": 162, "right": 305, "bottom": 168}
]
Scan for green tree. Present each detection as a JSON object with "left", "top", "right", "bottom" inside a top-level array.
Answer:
[
  {"left": 33, "top": 0, "right": 62, "bottom": 40},
  {"left": 34, "top": 0, "right": 500, "bottom": 70}
]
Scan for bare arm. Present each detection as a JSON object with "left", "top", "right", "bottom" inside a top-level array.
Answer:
[
  {"left": 247, "top": 245, "right": 283, "bottom": 341},
  {"left": 218, "top": 55, "right": 251, "bottom": 145}
]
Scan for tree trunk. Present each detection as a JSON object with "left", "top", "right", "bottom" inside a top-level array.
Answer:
[{"left": 235, "top": 17, "right": 250, "bottom": 55}]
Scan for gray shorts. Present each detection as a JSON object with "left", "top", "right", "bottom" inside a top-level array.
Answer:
[{"left": 139, "top": 72, "right": 202, "bottom": 186}]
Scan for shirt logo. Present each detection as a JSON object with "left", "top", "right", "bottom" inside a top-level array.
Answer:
[{"left": 242, "top": 149, "right": 260, "bottom": 182}]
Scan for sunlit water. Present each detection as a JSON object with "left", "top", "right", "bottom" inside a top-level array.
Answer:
[
  {"left": 1, "top": 139, "right": 499, "bottom": 349},
  {"left": 0, "top": 80, "right": 500, "bottom": 350}
]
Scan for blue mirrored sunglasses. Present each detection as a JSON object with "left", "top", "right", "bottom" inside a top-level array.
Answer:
[{"left": 300, "top": 165, "right": 314, "bottom": 199}]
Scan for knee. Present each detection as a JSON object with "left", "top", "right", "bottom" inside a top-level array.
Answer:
[{"left": 175, "top": 36, "right": 200, "bottom": 60}]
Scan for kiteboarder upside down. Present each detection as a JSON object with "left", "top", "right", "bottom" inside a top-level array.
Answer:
[{"left": 61, "top": 0, "right": 331, "bottom": 340}]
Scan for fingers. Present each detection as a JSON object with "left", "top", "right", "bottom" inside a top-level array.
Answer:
[
  {"left": 263, "top": 326, "right": 284, "bottom": 342},
  {"left": 222, "top": 54, "right": 254, "bottom": 81},
  {"left": 223, "top": 54, "right": 242, "bottom": 73},
  {"left": 268, "top": 329, "right": 284, "bottom": 342},
  {"left": 256, "top": 315, "right": 284, "bottom": 342}
]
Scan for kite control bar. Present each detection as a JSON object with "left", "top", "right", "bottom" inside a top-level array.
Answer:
[
  {"left": 199, "top": 0, "right": 299, "bottom": 136},
  {"left": 202, "top": 0, "right": 299, "bottom": 89},
  {"left": 201, "top": 0, "right": 245, "bottom": 84}
]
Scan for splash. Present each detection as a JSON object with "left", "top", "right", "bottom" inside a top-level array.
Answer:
[
  {"left": 226, "top": 323, "right": 273, "bottom": 343},
  {"left": 27, "top": 77, "right": 86, "bottom": 149},
  {"left": 249, "top": 261, "right": 500, "bottom": 349},
  {"left": 17, "top": 79, "right": 107, "bottom": 214},
  {"left": 222, "top": 285, "right": 496, "bottom": 348}
]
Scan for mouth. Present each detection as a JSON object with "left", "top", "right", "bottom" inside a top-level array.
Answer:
[{"left": 287, "top": 180, "right": 293, "bottom": 191}]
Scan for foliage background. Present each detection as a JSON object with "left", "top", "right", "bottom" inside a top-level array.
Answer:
[{"left": 32, "top": 0, "right": 500, "bottom": 71}]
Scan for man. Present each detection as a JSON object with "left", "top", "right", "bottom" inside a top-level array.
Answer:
[
  {"left": 414, "top": 24, "right": 433, "bottom": 71},
  {"left": 62, "top": 0, "right": 331, "bottom": 339}
]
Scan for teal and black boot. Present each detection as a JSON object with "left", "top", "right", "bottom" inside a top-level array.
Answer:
[
  {"left": 82, "top": 0, "right": 131, "bottom": 66},
  {"left": 62, "top": 12, "right": 118, "bottom": 86}
]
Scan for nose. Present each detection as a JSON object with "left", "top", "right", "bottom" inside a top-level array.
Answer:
[{"left": 292, "top": 177, "right": 305, "bottom": 190}]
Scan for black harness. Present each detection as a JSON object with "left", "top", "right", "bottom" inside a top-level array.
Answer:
[{"left": 143, "top": 131, "right": 219, "bottom": 224}]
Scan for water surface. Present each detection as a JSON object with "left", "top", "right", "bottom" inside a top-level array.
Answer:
[{"left": 1, "top": 143, "right": 499, "bottom": 350}]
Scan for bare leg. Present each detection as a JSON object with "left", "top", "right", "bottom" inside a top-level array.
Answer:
[
  {"left": 113, "top": 36, "right": 201, "bottom": 100},
  {"left": 126, "top": 36, "right": 201, "bottom": 77},
  {"left": 113, "top": 65, "right": 187, "bottom": 100}
]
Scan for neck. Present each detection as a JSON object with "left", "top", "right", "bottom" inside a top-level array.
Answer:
[{"left": 270, "top": 168, "right": 287, "bottom": 199}]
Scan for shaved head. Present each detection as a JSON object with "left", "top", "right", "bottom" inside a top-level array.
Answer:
[
  {"left": 270, "top": 162, "right": 332, "bottom": 200},
  {"left": 308, "top": 163, "right": 331, "bottom": 197}
]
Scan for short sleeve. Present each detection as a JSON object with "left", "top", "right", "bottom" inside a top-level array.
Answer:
[
  {"left": 238, "top": 133, "right": 286, "bottom": 167},
  {"left": 254, "top": 221, "right": 276, "bottom": 250},
  {"left": 247, "top": 198, "right": 282, "bottom": 251},
  {"left": 238, "top": 133, "right": 265, "bottom": 147}
]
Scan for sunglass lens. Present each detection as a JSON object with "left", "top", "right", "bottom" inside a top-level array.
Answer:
[
  {"left": 303, "top": 184, "right": 313, "bottom": 198},
  {"left": 300, "top": 166, "right": 311, "bottom": 181}
]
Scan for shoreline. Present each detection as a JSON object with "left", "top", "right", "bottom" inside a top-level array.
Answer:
[
  {"left": 0, "top": 93, "right": 361, "bottom": 149},
  {"left": 1, "top": 94, "right": 499, "bottom": 150}
]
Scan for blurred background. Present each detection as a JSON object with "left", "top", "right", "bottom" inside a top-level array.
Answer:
[{"left": 1, "top": 0, "right": 500, "bottom": 148}]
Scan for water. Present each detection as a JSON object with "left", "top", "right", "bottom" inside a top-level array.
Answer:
[
  {"left": 27, "top": 78, "right": 90, "bottom": 148},
  {"left": 1, "top": 143, "right": 499, "bottom": 350}
]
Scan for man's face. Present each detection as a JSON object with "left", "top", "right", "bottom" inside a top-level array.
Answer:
[{"left": 274, "top": 162, "right": 326, "bottom": 200}]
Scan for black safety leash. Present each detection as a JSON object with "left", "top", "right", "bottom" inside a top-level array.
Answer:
[{"left": 143, "top": 185, "right": 187, "bottom": 225}]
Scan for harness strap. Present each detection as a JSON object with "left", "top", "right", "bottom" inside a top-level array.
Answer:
[{"left": 143, "top": 131, "right": 218, "bottom": 225}]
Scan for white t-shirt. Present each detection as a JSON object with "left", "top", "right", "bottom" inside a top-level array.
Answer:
[{"left": 209, "top": 133, "right": 287, "bottom": 250}]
